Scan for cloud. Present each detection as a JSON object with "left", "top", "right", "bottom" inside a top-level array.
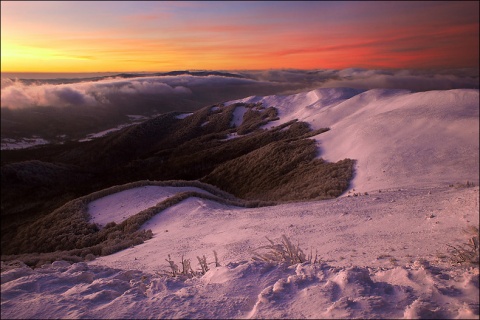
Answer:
[
  {"left": 1, "top": 81, "right": 98, "bottom": 109},
  {"left": 237, "top": 68, "right": 479, "bottom": 95},
  {"left": 319, "top": 68, "right": 479, "bottom": 91},
  {"left": 1, "top": 69, "right": 478, "bottom": 110},
  {"left": 45, "top": 86, "right": 92, "bottom": 106},
  {"left": 0, "top": 76, "right": 198, "bottom": 109},
  {"left": 89, "top": 77, "right": 194, "bottom": 96},
  {"left": 0, "top": 81, "right": 36, "bottom": 109}
]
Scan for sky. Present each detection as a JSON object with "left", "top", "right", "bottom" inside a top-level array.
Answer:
[{"left": 1, "top": 1, "right": 479, "bottom": 73}]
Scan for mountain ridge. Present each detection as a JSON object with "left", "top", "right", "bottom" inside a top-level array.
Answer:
[
  {"left": 1, "top": 87, "right": 478, "bottom": 260},
  {"left": 1, "top": 91, "right": 356, "bottom": 257}
]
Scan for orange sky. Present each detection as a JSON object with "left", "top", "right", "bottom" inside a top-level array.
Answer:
[{"left": 1, "top": 1, "right": 478, "bottom": 73}]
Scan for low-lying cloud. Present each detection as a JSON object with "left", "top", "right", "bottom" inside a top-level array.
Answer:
[
  {"left": 318, "top": 68, "right": 480, "bottom": 91},
  {"left": 1, "top": 76, "right": 196, "bottom": 109},
  {"left": 1, "top": 68, "right": 478, "bottom": 110}
]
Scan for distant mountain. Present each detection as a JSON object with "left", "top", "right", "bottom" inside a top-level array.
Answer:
[
  {"left": 113, "top": 70, "right": 247, "bottom": 79},
  {"left": 11, "top": 70, "right": 247, "bottom": 84}
]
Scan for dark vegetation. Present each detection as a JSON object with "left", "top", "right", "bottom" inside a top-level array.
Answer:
[
  {"left": 1, "top": 105, "right": 128, "bottom": 141},
  {"left": 1, "top": 101, "right": 354, "bottom": 267}
]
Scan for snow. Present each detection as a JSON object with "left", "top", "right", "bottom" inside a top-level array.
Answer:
[
  {"left": 2, "top": 115, "right": 152, "bottom": 149},
  {"left": 126, "top": 114, "right": 149, "bottom": 121},
  {"left": 88, "top": 186, "right": 215, "bottom": 227},
  {"left": 230, "top": 88, "right": 479, "bottom": 192},
  {"left": 78, "top": 125, "right": 133, "bottom": 142},
  {"left": 90, "top": 186, "right": 479, "bottom": 274},
  {"left": 230, "top": 105, "right": 248, "bottom": 127},
  {"left": 220, "top": 132, "right": 241, "bottom": 141},
  {"left": 1, "top": 136, "right": 50, "bottom": 150},
  {"left": 228, "top": 87, "right": 366, "bottom": 129},
  {"left": 175, "top": 113, "right": 193, "bottom": 119},
  {"left": 2, "top": 88, "right": 479, "bottom": 319},
  {"left": 79, "top": 117, "right": 149, "bottom": 142}
]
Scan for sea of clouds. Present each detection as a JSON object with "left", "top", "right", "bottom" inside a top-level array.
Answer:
[{"left": 1, "top": 68, "right": 478, "bottom": 110}]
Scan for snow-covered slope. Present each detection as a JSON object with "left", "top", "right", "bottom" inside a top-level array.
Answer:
[
  {"left": 229, "top": 88, "right": 479, "bottom": 192},
  {"left": 2, "top": 186, "right": 478, "bottom": 319},
  {"left": 2, "top": 88, "right": 479, "bottom": 319},
  {"left": 88, "top": 186, "right": 214, "bottom": 227}
]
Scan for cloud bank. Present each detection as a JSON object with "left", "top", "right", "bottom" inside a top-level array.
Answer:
[
  {"left": 1, "top": 76, "right": 196, "bottom": 109},
  {"left": 1, "top": 68, "right": 478, "bottom": 110},
  {"left": 318, "top": 68, "right": 480, "bottom": 92}
]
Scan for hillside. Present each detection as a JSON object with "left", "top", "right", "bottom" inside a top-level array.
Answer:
[
  {"left": 230, "top": 87, "right": 479, "bottom": 191},
  {"left": 1, "top": 96, "right": 353, "bottom": 257},
  {"left": 1, "top": 87, "right": 479, "bottom": 319}
]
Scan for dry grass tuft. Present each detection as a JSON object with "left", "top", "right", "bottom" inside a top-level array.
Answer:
[
  {"left": 447, "top": 225, "right": 479, "bottom": 265},
  {"left": 162, "top": 251, "right": 220, "bottom": 278},
  {"left": 252, "top": 235, "right": 320, "bottom": 265},
  {"left": 448, "top": 181, "right": 476, "bottom": 188}
]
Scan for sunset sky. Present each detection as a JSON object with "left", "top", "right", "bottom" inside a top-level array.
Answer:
[{"left": 1, "top": 1, "right": 479, "bottom": 73}]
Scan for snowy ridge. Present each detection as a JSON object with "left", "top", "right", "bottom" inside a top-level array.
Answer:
[
  {"left": 229, "top": 88, "right": 479, "bottom": 192},
  {"left": 88, "top": 186, "right": 215, "bottom": 227},
  {"left": 2, "top": 87, "right": 479, "bottom": 319}
]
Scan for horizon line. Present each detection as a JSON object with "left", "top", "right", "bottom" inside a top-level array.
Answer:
[{"left": 3, "top": 66, "right": 479, "bottom": 74}]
